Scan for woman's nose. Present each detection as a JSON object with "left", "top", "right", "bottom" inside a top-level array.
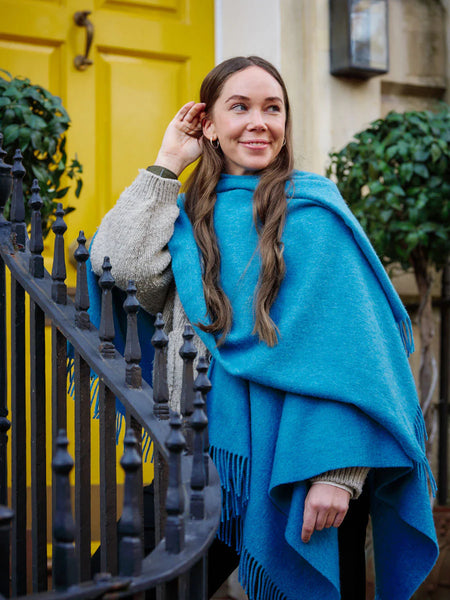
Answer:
[{"left": 247, "top": 110, "right": 267, "bottom": 129}]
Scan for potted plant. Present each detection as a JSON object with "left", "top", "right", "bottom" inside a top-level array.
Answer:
[
  {"left": 327, "top": 106, "right": 450, "bottom": 455},
  {"left": 0, "top": 70, "right": 83, "bottom": 236}
]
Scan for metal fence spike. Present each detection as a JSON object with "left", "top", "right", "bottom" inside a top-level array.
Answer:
[
  {"left": 123, "top": 280, "right": 142, "bottom": 388},
  {"left": 74, "top": 231, "right": 90, "bottom": 329},
  {"left": 51, "top": 203, "right": 67, "bottom": 304}
]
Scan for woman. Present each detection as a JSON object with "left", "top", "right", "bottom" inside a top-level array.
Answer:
[{"left": 90, "top": 57, "right": 437, "bottom": 600}]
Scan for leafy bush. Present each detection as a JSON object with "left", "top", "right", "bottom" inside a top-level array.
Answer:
[
  {"left": 0, "top": 70, "right": 83, "bottom": 235},
  {"left": 327, "top": 107, "right": 450, "bottom": 271}
]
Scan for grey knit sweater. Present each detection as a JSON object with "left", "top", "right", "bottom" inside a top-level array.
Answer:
[{"left": 90, "top": 168, "right": 369, "bottom": 498}]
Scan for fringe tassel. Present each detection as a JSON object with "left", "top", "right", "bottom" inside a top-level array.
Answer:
[
  {"left": 413, "top": 405, "right": 437, "bottom": 496},
  {"left": 415, "top": 458, "right": 438, "bottom": 497},
  {"left": 67, "top": 356, "right": 75, "bottom": 396},
  {"left": 91, "top": 375, "right": 100, "bottom": 418},
  {"left": 210, "top": 446, "right": 249, "bottom": 554},
  {"left": 398, "top": 318, "right": 414, "bottom": 356},
  {"left": 210, "top": 446, "right": 250, "bottom": 519},
  {"left": 414, "top": 405, "right": 428, "bottom": 447},
  {"left": 218, "top": 515, "right": 244, "bottom": 553},
  {"left": 116, "top": 412, "right": 124, "bottom": 444},
  {"left": 142, "top": 431, "right": 154, "bottom": 463},
  {"left": 239, "top": 548, "right": 287, "bottom": 600}
]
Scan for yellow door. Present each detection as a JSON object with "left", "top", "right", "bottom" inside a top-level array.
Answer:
[
  {"left": 0, "top": 0, "right": 214, "bottom": 547},
  {"left": 0, "top": 0, "right": 214, "bottom": 286}
]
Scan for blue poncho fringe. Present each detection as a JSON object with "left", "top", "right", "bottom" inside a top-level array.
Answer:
[{"left": 168, "top": 171, "right": 438, "bottom": 600}]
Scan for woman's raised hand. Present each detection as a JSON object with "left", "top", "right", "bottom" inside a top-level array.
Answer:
[{"left": 155, "top": 101, "right": 206, "bottom": 177}]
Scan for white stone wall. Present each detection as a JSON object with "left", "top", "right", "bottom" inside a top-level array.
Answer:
[{"left": 214, "top": 0, "right": 281, "bottom": 68}]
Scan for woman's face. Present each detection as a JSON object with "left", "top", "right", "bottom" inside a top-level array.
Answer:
[{"left": 203, "top": 66, "right": 287, "bottom": 176}]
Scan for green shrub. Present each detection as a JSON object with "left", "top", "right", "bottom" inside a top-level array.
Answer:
[
  {"left": 327, "top": 106, "right": 450, "bottom": 271},
  {"left": 0, "top": 70, "right": 83, "bottom": 236}
]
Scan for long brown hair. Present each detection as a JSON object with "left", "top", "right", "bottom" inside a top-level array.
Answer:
[{"left": 184, "top": 56, "right": 294, "bottom": 346}]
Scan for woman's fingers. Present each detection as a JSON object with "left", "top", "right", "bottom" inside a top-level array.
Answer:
[
  {"left": 332, "top": 512, "right": 346, "bottom": 528},
  {"left": 176, "top": 100, "right": 196, "bottom": 118},
  {"left": 301, "top": 483, "right": 350, "bottom": 543},
  {"left": 301, "top": 501, "right": 317, "bottom": 543},
  {"left": 155, "top": 102, "right": 206, "bottom": 175},
  {"left": 176, "top": 102, "right": 206, "bottom": 135}
]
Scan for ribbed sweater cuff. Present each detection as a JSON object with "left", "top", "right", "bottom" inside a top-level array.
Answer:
[
  {"left": 121, "top": 168, "right": 181, "bottom": 208},
  {"left": 310, "top": 467, "right": 370, "bottom": 499}
]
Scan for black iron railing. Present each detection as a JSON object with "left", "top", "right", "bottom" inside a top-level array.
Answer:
[{"left": 0, "top": 132, "right": 221, "bottom": 599}]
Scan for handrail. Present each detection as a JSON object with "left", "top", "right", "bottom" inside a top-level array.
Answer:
[
  {"left": 0, "top": 236, "right": 170, "bottom": 458},
  {"left": 0, "top": 134, "right": 221, "bottom": 598}
]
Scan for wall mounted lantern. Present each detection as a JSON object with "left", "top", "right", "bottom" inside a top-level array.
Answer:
[{"left": 329, "top": 0, "right": 389, "bottom": 79}]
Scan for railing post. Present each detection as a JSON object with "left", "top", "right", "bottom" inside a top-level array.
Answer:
[
  {"left": 74, "top": 231, "right": 90, "bottom": 330},
  {"left": 98, "top": 257, "right": 117, "bottom": 574},
  {"left": 189, "top": 391, "right": 209, "bottom": 600},
  {"left": 152, "top": 312, "right": 170, "bottom": 577},
  {"left": 29, "top": 179, "right": 47, "bottom": 591},
  {"left": 179, "top": 325, "right": 197, "bottom": 453},
  {"left": 10, "top": 149, "right": 26, "bottom": 251},
  {"left": 28, "top": 179, "right": 44, "bottom": 278},
  {"left": 190, "top": 391, "right": 208, "bottom": 520},
  {"left": 98, "top": 256, "right": 116, "bottom": 358},
  {"left": 74, "top": 234, "right": 92, "bottom": 582},
  {"left": 8, "top": 147, "right": 28, "bottom": 595},
  {"left": 123, "top": 280, "right": 142, "bottom": 388},
  {"left": 51, "top": 203, "right": 67, "bottom": 304},
  {"left": 152, "top": 313, "right": 169, "bottom": 420},
  {"left": 164, "top": 412, "right": 187, "bottom": 600},
  {"left": 10, "top": 248, "right": 27, "bottom": 598},
  {"left": 98, "top": 378, "right": 117, "bottom": 575},
  {"left": 118, "top": 429, "right": 142, "bottom": 577},
  {"left": 123, "top": 282, "right": 145, "bottom": 556},
  {"left": 52, "top": 430, "right": 78, "bottom": 590},
  {"left": 194, "top": 357, "right": 211, "bottom": 486},
  {"left": 51, "top": 205, "right": 68, "bottom": 550},
  {"left": 165, "top": 412, "right": 186, "bottom": 555}
]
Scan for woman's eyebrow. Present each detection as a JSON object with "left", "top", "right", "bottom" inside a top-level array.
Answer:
[
  {"left": 224, "top": 94, "right": 284, "bottom": 103},
  {"left": 224, "top": 94, "right": 250, "bottom": 103}
]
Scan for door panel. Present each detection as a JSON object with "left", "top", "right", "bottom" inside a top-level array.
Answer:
[
  {"left": 0, "top": 39, "right": 62, "bottom": 91},
  {"left": 96, "top": 52, "right": 186, "bottom": 214}
]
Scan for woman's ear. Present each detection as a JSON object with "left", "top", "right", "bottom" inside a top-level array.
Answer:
[{"left": 202, "top": 116, "right": 216, "bottom": 141}]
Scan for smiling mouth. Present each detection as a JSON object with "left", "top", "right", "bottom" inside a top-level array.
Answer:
[{"left": 240, "top": 141, "right": 270, "bottom": 147}]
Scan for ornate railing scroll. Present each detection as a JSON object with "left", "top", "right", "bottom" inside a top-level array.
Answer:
[{"left": 0, "top": 132, "right": 221, "bottom": 600}]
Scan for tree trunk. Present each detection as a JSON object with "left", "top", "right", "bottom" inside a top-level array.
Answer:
[{"left": 412, "top": 249, "right": 438, "bottom": 457}]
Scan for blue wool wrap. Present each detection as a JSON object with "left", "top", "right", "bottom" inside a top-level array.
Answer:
[{"left": 168, "top": 171, "right": 438, "bottom": 600}]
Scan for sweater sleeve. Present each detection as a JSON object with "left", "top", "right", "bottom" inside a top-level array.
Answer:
[
  {"left": 309, "top": 467, "right": 370, "bottom": 499},
  {"left": 90, "top": 169, "right": 181, "bottom": 315}
]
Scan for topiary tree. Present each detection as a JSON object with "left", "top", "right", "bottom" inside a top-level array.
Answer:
[
  {"left": 327, "top": 106, "right": 450, "bottom": 454},
  {"left": 0, "top": 70, "right": 83, "bottom": 236}
]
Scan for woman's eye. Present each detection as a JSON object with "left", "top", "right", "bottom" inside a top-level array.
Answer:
[
  {"left": 231, "top": 103, "right": 247, "bottom": 111},
  {"left": 267, "top": 105, "right": 281, "bottom": 112}
]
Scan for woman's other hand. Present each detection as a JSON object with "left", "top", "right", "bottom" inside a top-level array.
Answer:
[
  {"left": 155, "top": 101, "right": 206, "bottom": 176},
  {"left": 301, "top": 483, "right": 350, "bottom": 543}
]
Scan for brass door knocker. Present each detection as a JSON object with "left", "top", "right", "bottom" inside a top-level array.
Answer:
[{"left": 73, "top": 11, "right": 94, "bottom": 71}]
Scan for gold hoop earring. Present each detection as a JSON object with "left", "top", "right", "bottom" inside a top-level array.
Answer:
[{"left": 210, "top": 138, "right": 220, "bottom": 149}]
